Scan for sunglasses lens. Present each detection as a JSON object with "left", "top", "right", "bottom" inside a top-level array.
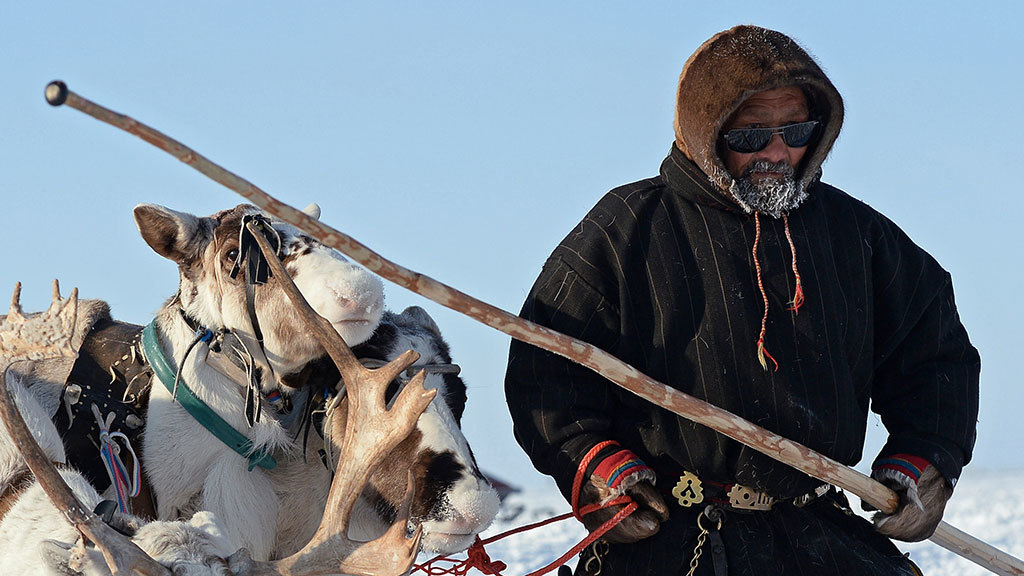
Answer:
[
  {"left": 724, "top": 122, "right": 818, "bottom": 153},
  {"left": 782, "top": 122, "right": 817, "bottom": 147},
  {"left": 725, "top": 128, "right": 771, "bottom": 154}
]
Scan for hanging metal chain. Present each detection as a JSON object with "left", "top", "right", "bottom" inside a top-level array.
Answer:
[
  {"left": 582, "top": 539, "right": 609, "bottom": 576},
  {"left": 686, "top": 506, "right": 723, "bottom": 576}
]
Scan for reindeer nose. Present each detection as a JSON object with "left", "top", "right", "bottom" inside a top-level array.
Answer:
[
  {"left": 440, "top": 475, "right": 501, "bottom": 532},
  {"left": 327, "top": 282, "right": 382, "bottom": 315}
]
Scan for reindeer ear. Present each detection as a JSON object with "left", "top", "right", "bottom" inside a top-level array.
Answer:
[
  {"left": 39, "top": 540, "right": 77, "bottom": 576},
  {"left": 133, "top": 204, "right": 210, "bottom": 264},
  {"left": 401, "top": 306, "right": 442, "bottom": 338},
  {"left": 302, "top": 203, "right": 322, "bottom": 220}
]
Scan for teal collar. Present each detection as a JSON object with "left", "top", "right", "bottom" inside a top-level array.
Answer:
[{"left": 142, "top": 320, "right": 277, "bottom": 471}]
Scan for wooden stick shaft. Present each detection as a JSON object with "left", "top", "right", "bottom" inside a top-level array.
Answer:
[{"left": 47, "top": 82, "right": 1024, "bottom": 576}]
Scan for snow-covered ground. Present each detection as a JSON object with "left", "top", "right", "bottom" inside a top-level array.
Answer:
[{"left": 419, "top": 469, "right": 1024, "bottom": 575}]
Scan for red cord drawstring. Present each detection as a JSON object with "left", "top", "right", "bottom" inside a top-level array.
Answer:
[
  {"left": 752, "top": 212, "right": 779, "bottom": 372},
  {"left": 413, "top": 441, "right": 639, "bottom": 576},
  {"left": 782, "top": 212, "right": 804, "bottom": 314},
  {"left": 752, "top": 211, "right": 806, "bottom": 371}
]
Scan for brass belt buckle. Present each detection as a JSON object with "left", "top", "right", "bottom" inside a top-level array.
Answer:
[
  {"left": 727, "top": 484, "right": 774, "bottom": 511},
  {"left": 671, "top": 471, "right": 704, "bottom": 507}
]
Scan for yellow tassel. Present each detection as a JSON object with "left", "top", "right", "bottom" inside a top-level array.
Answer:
[{"left": 756, "top": 339, "right": 778, "bottom": 372}]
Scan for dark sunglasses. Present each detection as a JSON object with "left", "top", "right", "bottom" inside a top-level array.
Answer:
[{"left": 722, "top": 121, "right": 819, "bottom": 154}]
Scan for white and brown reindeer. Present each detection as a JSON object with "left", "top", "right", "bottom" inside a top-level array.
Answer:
[{"left": 3, "top": 202, "right": 499, "bottom": 569}]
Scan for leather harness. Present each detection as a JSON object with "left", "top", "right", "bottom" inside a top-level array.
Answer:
[
  {"left": 0, "top": 317, "right": 158, "bottom": 523},
  {"left": 53, "top": 318, "right": 158, "bottom": 519}
]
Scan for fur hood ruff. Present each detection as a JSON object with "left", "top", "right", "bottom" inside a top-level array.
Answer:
[{"left": 673, "top": 25, "right": 845, "bottom": 196}]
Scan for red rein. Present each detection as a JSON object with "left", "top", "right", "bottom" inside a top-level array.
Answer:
[{"left": 414, "top": 441, "right": 638, "bottom": 576}]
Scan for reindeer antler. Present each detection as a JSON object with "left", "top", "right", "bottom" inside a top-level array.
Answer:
[
  {"left": 1, "top": 280, "right": 79, "bottom": 365},
  {"left": 0, "top": 282, "right": 172, "bottom": 576},
  {"left": 224, "top": 222, "right": 434, "bottom": 576}
]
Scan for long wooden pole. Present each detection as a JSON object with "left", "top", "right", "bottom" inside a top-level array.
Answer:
[{"left": 44, "top": 80, "right": 1024, "bottom": 576}]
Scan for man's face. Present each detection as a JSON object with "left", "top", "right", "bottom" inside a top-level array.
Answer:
[
  {"left": 722, "top": 86, "right": 812, "bottom": 216},
  {"left": 722, "top": 86, "right": 810, "bottom": 179}
]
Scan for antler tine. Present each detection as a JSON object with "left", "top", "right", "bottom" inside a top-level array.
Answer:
[
  {"left": 8, "top": 282, "right": 25, "bottom": 322},
  {"left": 325, "top": 470, "right": 423, "bottom": 576},
  {"left": 51, "top": 278, "right": 62, "bottom": 304},
  {"left": 364, "top": 348, "right": 420, "bottom": 396},
  {"left": 262, "top": 368, "right": 432, "bottom": 576}
]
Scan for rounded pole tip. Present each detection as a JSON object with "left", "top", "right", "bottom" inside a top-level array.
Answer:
[{"left": 45, "top": 81, "right": 68, "bottom": 106}]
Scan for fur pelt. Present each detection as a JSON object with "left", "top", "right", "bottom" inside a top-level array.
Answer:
[
  {"left": 577, "top": 475, "right": 668, "bottom": 544},
  {"left": 673, "top": 25, "right": 845, "bottom": 196},
  {"left": 873, "top": 465, "right": 953, "bottom": 542}
]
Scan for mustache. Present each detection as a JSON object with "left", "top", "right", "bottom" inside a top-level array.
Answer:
[{"left": 742, "top": 160, "right": 794, "bottom": 178}]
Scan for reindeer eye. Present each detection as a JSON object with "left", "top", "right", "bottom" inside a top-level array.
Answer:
[{"left": 226, "top": 249, "right": 239, "bottom": 262}]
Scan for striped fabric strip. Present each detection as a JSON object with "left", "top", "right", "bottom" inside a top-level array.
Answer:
[
  {"left": 874, "top": 454, "right": 931, "bottom": 483},
  {"left": 594, "top": 449, "right": 652, "bottom": 491}
]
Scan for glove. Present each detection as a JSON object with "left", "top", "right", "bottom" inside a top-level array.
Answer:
[
  {"left": 871, "top": 454, "right": 953, "bottom": 542},
  {"left": 576, "top": 448, "right": 669, "bottom": 544}
]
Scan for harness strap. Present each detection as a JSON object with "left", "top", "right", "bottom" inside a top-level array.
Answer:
[
  {"left": 230, "top": 215, "right": 283, "bottom": 426},
  {"left": 142, "top": 321, "right": 276, "bottom": 471},
  {"left": 357, "top": 357, "right": 462, "bottom": 378}
]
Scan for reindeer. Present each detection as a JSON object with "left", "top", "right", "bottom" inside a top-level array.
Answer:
[
  {"left": 0, "top": 280, "right": 437, "bottom": 575},
  {"left": 6, "top": 202, "right": 498, "bottom": 564}
]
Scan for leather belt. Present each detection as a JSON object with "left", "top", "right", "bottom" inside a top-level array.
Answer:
[{"left": 668, "top": 470, "right": 831, "bottom": 512}]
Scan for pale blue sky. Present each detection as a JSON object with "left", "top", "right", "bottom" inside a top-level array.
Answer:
[{"left": 2, "top": 3, "right": 1021, "bottom": 489}]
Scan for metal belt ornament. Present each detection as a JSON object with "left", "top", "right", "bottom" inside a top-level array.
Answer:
[
  {"left": 726, "top": 484, "right": 775, "bottom": 511},
  {"left": 671, "top": 471, "right": 705, "bottom": 507},
  {"left": 671, "top": 471, "right": 776, "bottom": 511}
]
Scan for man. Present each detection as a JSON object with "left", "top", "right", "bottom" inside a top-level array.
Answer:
[{"left": 504, "top": 25, "right": 979, "bottom": 575}]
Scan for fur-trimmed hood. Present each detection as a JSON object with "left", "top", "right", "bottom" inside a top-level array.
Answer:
[{"left": 673, "top": 25, "right": 844, "bottom": 195}]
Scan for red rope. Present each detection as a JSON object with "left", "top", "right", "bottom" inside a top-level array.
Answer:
[
  {"left": 571, "top": 440, "right": 619, "bottom": 520},
  {"left": 413, "top": 440, "right": 639, "bottom": 576},
  {"left": 782, "top": 213, "right": 804, "bottom": 314},
  {"left": 752, "top": 212, "right": 779, "bottom": 372}
]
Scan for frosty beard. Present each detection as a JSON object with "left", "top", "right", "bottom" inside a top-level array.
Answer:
[{"left": 728, "top": 160, "right": 807, "bottom": 218}]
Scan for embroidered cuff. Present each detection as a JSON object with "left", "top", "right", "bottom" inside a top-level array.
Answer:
[
  {"left": 593, "top": 449, "right": 655, "bottom": 497},
  {"left": 873, "top": 454, "right": 932, "bottom": 485}
]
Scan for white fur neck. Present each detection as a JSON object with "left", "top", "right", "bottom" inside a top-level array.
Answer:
[{"left": 148, "top": 306, "right": 297, "bottom": 458}]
